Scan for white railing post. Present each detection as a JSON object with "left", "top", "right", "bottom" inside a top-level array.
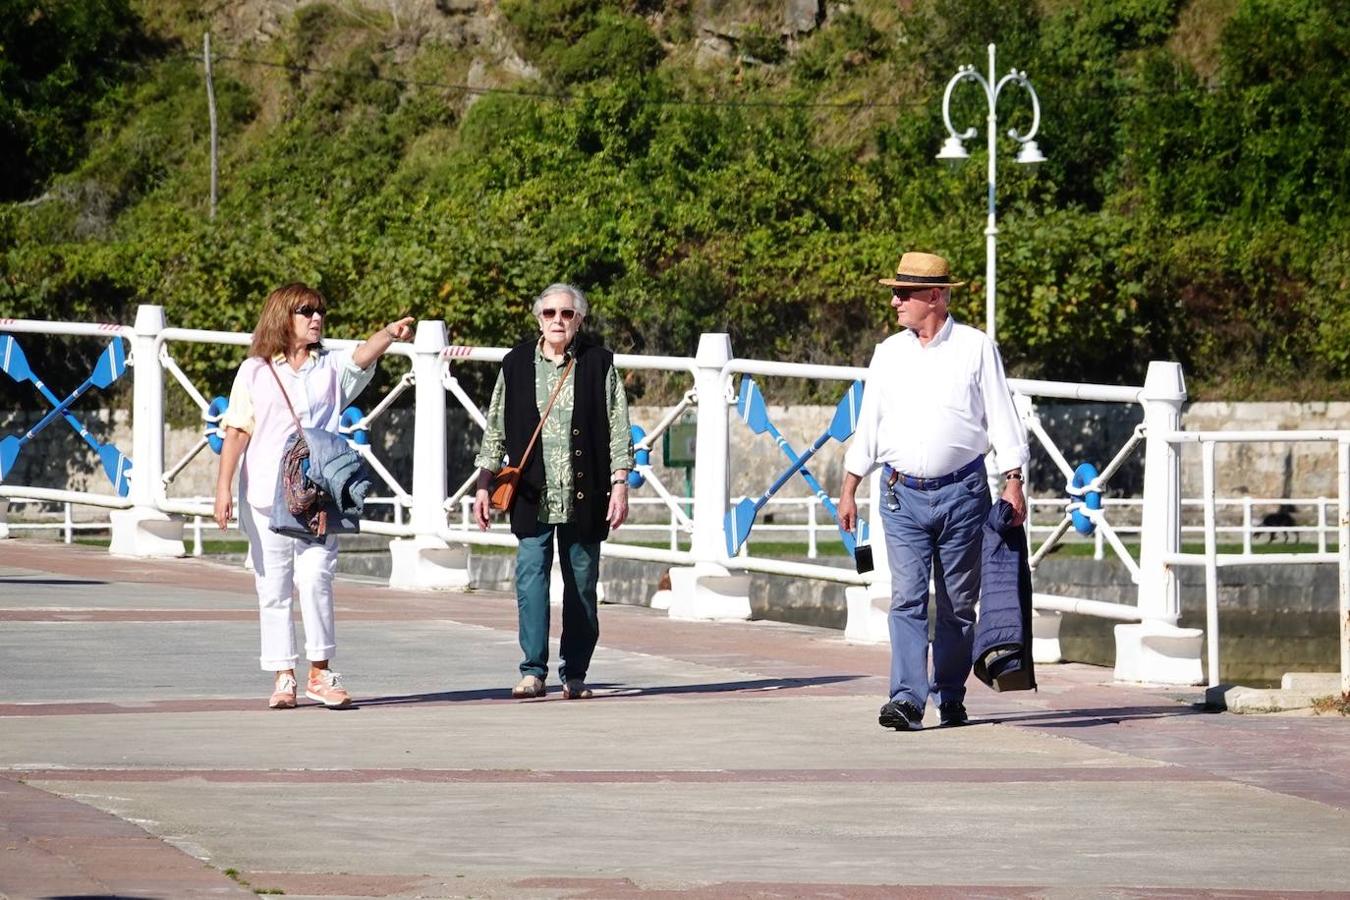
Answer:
[
  {"left": 1138, "top": 360, "right": 1185, "bottom": 622},
  {"left": 109, "top": 305, "right": 185, "bottom": 557},
  {"left": 1202, "top": 441, "right": 1220, "bottom": 687},
  {"left": 1242, "top": 496, "right": 1253, "bottom": 555},
  {"left": 1318, "top": 498, "right": 1328, "bottom": 553},
  {"left": 662, "top": 333, "right": 751, "bottom": 620},
  {"left": 1338, "top": 439, "right": 1349, "bottom": 695},
  {"left": 0, "top": 498, "right": 8, "bottom": 539},
  {"left": 388, "top": 320, "right": 468, "bottom": 590},
  {"left": 1114, "top": 360, "right": 1202, "bottom": 684},
  {"left": 806, "top": 497, "right": 818, "bottom": 559}
]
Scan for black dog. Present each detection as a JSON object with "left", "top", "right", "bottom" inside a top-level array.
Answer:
[{"left": 1258, "top": 504, "right": 1299, "bottom": 544}]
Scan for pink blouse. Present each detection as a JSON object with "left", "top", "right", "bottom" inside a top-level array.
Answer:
[{"left": 221, "top": 349, "right": 373, "bottom": 509}]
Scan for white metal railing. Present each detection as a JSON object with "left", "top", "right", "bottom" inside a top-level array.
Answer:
[
  {"left": 1026, "top": 495, "right": 1345, "bottom": 558},
  {"left": 15, "top": 490, "right": 1336, "bottom": 563},
  {"left": 6, "top": 308, "right": 1348, "bottom": 688},
  {"left": 0, "top": 315, "right": 1183, "bottom": 607},
  {"left": 1160, "top": 430, "right": 1349, "bottom": 691}
]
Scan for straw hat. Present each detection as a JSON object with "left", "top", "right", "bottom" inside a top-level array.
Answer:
[{"left": 878, "top": 252, "right": 966, "bottom": 289}]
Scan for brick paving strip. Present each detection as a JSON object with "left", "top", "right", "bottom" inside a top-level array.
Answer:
[
  {"left": 3, "top": 540, "right": 1350, "bottom": 897},
  {"left": 0, "top": 776, "right": 255, "bottom": 898}
]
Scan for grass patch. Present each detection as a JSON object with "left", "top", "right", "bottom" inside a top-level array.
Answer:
[
  {"left": 1311, "top": 692, "right": 1350, "bottom": 716},
  {"left": 74, "top": 536, "right": 250, "bottom": 554}
]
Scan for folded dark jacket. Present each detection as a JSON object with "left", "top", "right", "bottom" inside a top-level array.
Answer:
[
  {"left": 973, "top": 498, "right": 1037, "bottom": 692},
  {"left": 269, "top": 427, "right": 373, "bottom": 542}
]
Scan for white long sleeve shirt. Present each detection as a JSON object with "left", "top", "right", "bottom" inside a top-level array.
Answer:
[{"left": 843, "top": 316, "right": 1029, "bottom": 479}]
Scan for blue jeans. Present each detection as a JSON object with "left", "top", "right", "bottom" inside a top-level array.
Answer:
[
  {"left": 880, "top": 467, "right": 991, "bottom": 710},
  {"left": 515, "top": 521, "right": 601, "bottom": 682}
]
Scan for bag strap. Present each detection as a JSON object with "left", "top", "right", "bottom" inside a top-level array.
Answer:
[
  {"left": 515, "top": 356, "right": 575, "bottom": 472},
  {"left": 264, "top": 358, "right": 306, "bottom": 434}
]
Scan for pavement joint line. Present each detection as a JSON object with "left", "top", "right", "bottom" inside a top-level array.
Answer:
[{"left": 10, "top": 765, "right": 1208, "bottom": 784}]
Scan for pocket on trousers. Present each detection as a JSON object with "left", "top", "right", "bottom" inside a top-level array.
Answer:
[{"left": 963, "top": 471, "right": 990, "bottom": 497}]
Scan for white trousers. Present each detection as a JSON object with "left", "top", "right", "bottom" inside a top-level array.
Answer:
[{"left": 241, "top": 502, "right": 339, "bottom": 671}]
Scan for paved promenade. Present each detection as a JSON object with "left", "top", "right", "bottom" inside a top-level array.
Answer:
[{"left": 1, "top": 539, "right": 1348, "bottom": 899}]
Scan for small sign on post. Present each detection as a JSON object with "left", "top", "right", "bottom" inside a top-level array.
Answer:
[
  {"left": 664, "top": 414, "right": 697, "bottom": 515},
  {"left": 663, "top": 417, "right": 697, "bottom": 468}
]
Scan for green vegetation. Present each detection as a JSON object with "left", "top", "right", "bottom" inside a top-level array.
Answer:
[{"left": 2, "top": 0, "right": 1348, "bottom": 403}]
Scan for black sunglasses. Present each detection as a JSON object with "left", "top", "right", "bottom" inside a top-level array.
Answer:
[
  {"left": 540, "top": 307, "right": 577, "bottom": 320},
  {"left": 293, "top": 305, "right": 326, "bottom": 318}
]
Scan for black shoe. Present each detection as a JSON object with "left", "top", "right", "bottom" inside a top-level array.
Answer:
[
  {"left": 938, "top": 700, "right": 969, "bottom": 727},
  {"left": 878, "top": 699, "right": 924, "bottom": 731}
]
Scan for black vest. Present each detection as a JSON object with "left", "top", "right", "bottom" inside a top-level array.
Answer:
[{"left": 501, "top": 334, "right": 615, "bottom": 543}]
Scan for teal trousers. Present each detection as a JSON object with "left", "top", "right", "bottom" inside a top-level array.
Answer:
[{"left": 515, "top": 521, "right": 601, "bottom": 682}]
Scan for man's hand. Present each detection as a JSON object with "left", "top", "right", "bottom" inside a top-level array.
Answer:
[
  {"left": 837, "top": 471, "right": 863, "bottom": 534},
  {"left": 1001, "top": 477, "right": 1027, "bottom": 527}
]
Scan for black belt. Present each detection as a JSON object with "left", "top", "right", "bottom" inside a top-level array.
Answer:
[{"left": 884, "top": 457, "right": 986, "bottom": 491}]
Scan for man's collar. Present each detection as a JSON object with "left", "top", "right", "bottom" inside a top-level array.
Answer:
[{"left": 904, "top": 314, "right": 954, "bottom": 346}]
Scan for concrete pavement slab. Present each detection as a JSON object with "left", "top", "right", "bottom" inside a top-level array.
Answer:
[
  {"left": 1, "top": 539, "right": 1348, "bottom": 898},
  {"left": 21, "top": 778, "right": 1348, "bottom": 892}
]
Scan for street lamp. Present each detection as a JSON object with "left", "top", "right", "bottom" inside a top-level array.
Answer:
[{"left": 938, "top": 43, "right": 1045, "bottom": 344}]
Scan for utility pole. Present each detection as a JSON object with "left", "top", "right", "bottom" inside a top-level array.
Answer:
[{"left": 203, "top": 32, "right": 218, "bottom": 220}]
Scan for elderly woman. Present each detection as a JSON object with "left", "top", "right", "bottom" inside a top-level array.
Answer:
[
  {"left": 473, "top": 283, "right": 634, "bottom": 700},
  {"left": 214, "top": 283, "right": 414, "bottom": 709}
]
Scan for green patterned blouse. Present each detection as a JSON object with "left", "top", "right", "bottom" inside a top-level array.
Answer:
[{"left": 475, "top": 340, "right": 634, "bottom": 524}]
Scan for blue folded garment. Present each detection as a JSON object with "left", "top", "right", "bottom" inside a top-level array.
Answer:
[{"left": 973, "top": 499, "right": 1037, "bottom": 692}]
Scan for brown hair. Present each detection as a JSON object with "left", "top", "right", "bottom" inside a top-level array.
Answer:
[{"left": 248, "top": 283, "right": 326, "bottom": 359}]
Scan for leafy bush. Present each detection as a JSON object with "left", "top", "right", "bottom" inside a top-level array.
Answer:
[
  {"left": 0, "top": 0, "right": 146, "bottom": 201},
  {"left": 551, "top": 13, "right": 665, "bottom": 84},
  {"left": 2, "top": 0, "right": 1349, "bottom": 403}
]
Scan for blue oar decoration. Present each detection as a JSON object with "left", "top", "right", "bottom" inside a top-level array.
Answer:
[
  {"left": 725, "top": 378, "right": 865, "bottom": 557},
  {"left": 734, "top": 377, "right": 869, "bottom": 557},
  {"left": 0, "top": 335, "right": 132, "bottom": 494}
]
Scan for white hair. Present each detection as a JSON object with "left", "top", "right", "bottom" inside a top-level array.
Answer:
[{"left": 532, "top": 283, "right": 589, "bottom": 318}]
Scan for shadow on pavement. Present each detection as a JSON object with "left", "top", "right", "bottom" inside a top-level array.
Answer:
[
  {"left": 983, "top": 704, "right": 1213, "bottom": 728},
  {"left": 0, "top": 577, "right": 109, "bottom": 586},
  {"left": 353, "top": 674, "right": 865, "bottom": 708}
]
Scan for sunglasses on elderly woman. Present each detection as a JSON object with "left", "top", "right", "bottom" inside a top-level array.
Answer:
[
  {"left": 293, "top": 305, "right": 326, "bottom": 318},
  {"left": 539, "top": 307, "right": 577, "bottom": 321}
]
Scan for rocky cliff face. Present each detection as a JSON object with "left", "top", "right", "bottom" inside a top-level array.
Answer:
[{"left": 204, "top": 0, "right": 829, "bottom": 62}]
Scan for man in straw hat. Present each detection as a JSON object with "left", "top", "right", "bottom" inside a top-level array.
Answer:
[{"left": 837, "top": 251, "right": 1028, "bottom": 731}]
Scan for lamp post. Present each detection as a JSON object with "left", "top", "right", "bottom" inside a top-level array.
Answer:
[{"left": 937, "top": 43, "right": 1045, "bottom": 344}]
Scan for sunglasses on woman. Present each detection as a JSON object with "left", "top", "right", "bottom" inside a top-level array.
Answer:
[
  {"left": 539, "top": 307, "right": 577, "bottom": 321},
  {"left": 293, "top": 305, "right": 326, "bottom": 318}
]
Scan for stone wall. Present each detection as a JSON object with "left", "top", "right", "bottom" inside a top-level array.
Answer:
[{"left": 4, "top": 402, "right": 1350, "bottom": 525}]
